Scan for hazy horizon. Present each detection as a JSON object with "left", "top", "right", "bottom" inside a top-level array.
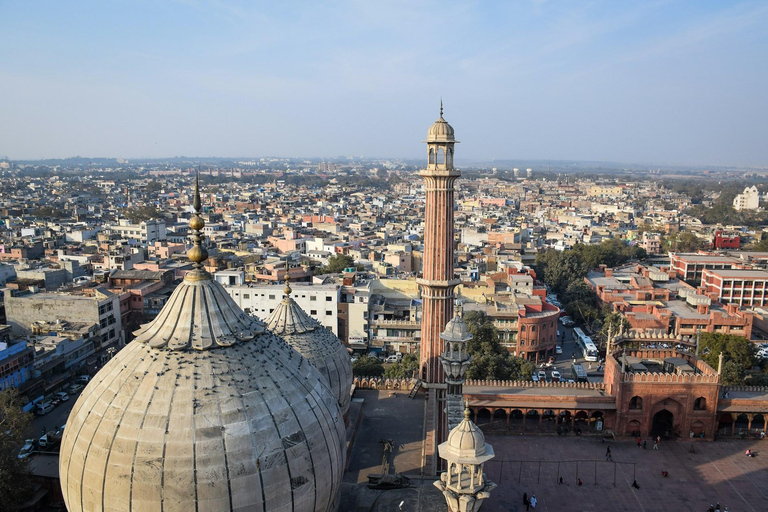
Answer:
[{"left": 1, "top": 1, "right": 767, "bottom": 166}]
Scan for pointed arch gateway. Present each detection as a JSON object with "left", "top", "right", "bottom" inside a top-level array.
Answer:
[{"left": 650, "top": 397, "right": 683, "bottom": 438}]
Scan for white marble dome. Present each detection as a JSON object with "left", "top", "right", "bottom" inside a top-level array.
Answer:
[
  {"left": 442, "top": 409, "right": 494, "bottom": 464},
  {"left": 427, "top": 107, "right": 455, "bottom": 143},
  {"left": 59, "top": 275, "right": 346, "bottom": 512},
  {"left": 265, "top": 286, "right": 353, "bottom": 419}
]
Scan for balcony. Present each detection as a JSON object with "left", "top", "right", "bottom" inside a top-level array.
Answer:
[{"left": 370, "top": 319, "right": 420, "bottom": 329}]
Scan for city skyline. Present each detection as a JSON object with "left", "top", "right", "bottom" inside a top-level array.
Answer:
[{"left": 1, "top": 1, "right": 767, "bottom": 166}]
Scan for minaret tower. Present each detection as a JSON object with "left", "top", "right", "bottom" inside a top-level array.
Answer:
[{"left": 418, "top": 102, "right": 460, "bottom": 386}]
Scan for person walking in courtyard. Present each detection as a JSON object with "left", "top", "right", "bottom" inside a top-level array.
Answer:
[
  {"left": 653, "top": 438, "right": 659, "bottom": 450},
  {"left": 606, "top": 446, "right": 611, "bottom": 457},
  {"left": 637, "top": 436, "right": 642, "bottom": 447},
  {"left": 643, "top": 440, "right": 647, "bottom": 449},
  {"left": 530, "top": 495, "right": 537, "bottom": 508},
  {"left": 559, "top": 476, "right": 563, "bottom": 485},
  {"left": 523, "top": 492, "right": 528, "bottom": 508}
]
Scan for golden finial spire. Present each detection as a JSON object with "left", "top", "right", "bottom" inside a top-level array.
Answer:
[
  {"left": 283, "top": 259, "right": 292, "bottom": 299},
  {"left": 186, "top": 169, "right": 209, "bottom": 276},
  {"left": 464, "top": 399, "right": 470, "bottom": 420},
  {"left": 440, "top": 98, "right": 443, "bottom": 118}
]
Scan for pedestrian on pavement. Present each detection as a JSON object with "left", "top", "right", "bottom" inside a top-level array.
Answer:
[
  {"left": 715, "top": 503, "right": 721, "bottom": 512},
  {"left": 631, "top": 480, "right": 640, "bottom": 489},
  {"left": 530, "top": 495, "right": 537, "bottom": 509},
  {"left": 523, "top": 492, "right": 528, "bottom": 507},
  {"left": 637, "top": 437, "right": 642, "bottom": 447},
  {"left": 559, "top": 476, "right": 563, "bottom": 485},
  {"left": 606, "top": 446, "right": 611, "bottom": 457},
  {"left": 578, "top": 478, "right": 583, "bottom": 486},
  {"left": 653, "top": 439, "right": 658, "bottom": 450},
  {"left": 643, "top": 440, "right": 647, "bottom": 449}
]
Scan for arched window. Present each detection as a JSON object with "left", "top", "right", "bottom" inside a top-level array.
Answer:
[
  {"left": 429, "top": 148, "right": 436, "bottom": 164},
  {"left": 447, "top": 148, "right": 453, "bottom": 166},
  {"left": 694, "top": 397, "right": 707, "bottom": 411},
  {"left": 629, "top": 396, "right": 643, "bottom": 410},
  {"left": 531, "top": 325, "right": 537, "bottom": 332},
  {"left": 437, "top": 147, "right": 445, "bottom": 165},
  {"left": 520, "top": 325, "right": 526, "bottom": 333}
]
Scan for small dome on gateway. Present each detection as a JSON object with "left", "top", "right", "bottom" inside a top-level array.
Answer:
[
  {"left": 59, "top": 173, "right": 345, "bottom": 512},
  {"left": 426, "top": 101, "right": 456, "bottom": 143},
  {"left": 265, "top": 276, "right": 354, "bottom": 419}
]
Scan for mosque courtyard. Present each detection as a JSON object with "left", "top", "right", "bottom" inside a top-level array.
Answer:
[{"left": 343, "top": 390, "right": 768, "bottom": 512}]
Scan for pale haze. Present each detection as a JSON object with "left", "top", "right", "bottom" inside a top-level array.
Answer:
[{"left": 1, "top": 0, "right": 767, "bottom": 166}]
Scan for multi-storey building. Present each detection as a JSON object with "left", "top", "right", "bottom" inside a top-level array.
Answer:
[
  {"left": 669, "top": 253, "right": 744, "bottom": 282},
  {"left": 108, "top": 218, "right": 167, "bottom": 244},
  {"left": 702, "top": 268, "right": 768, "bottom": 308}
]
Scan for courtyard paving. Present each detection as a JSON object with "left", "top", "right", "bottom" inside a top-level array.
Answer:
[{"left": 342, "top": 390, "right": 768, "bottom": 512}]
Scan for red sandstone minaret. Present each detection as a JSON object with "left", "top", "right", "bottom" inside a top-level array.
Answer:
[{"left": 418, "top": 103, "right": 460, "bottom": 386}]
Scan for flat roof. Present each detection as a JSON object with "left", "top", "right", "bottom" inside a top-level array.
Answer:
[
  {"left": 704, "top": 269, "right": 768, "bottom": 278},
  {"left": 673, "top": 254, "right": 740, "bottom": 263}
]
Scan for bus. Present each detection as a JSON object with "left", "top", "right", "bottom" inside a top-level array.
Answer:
[
  {"left": 571, "top": 363, "right": 588, "bottom": 383},
  {"left": 573, "top": 327, "right": 599, "bottom": 362}
]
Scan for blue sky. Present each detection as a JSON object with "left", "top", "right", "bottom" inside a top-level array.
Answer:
[{"left": 1, "top": 0, "right": 766, "bottom": 166}]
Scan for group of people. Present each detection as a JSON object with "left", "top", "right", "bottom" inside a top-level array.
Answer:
[
  {"left": 706, "top": 503, "right": 728, "bottom": 512},
  {"left": 521, "top": 492, "right": 537, "bottom": 510}
]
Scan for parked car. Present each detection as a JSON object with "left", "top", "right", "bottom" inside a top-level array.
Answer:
[
  {"left": 69, "top": 383, "right": 85, "bottom": 394},
  {"left": 35, "top": 403, "right": 54, "bottom": 416},
  {"left": 531, "top": 374, "right": 539, "bottom": 382},
  {"left": 18, "top": 439, "right": 35, "bottom": 459},
  {"left": 555, "top": 345, "right": 563, "bottom": 355},
  {"left": 551, "top": 370, "right": 561, "bottom": 382},
  {"left": 55, "top": 391, "right": 70, "bottom": 402},
  {"left": 385, "top": 355, "right": 400, "bottom": 363},
  {"left": 75, "top": 375, "right": 90, "bottom": 384},
  {"left": 537, "top": 370, "right": 547, "bottom": 381},
  {"left": 560, "top": 316, "right": 575, "bottom": 327}
]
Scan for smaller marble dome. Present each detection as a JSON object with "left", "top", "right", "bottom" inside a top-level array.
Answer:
[
  {"left": 265, "top": 282, "right": 353, "bottom": 418},
  {"left": 442, "top": 408, "right": 495, "bottom": 464},
  {"left": 440, "top": 310, "right": 472, "bottom": 343},
  {"left": 426, "top": 103, "right": 456, "bottom": 143}
]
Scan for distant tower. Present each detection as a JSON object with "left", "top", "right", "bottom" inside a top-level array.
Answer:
[
  {"left": 434, "top": 404, "right": 497, "bottom": 512},
  {"left": 418, "top": 103, "right": 460, "bottom": 386},
  {"left": 418, "top": 104, "right": 461, "bottom": 474}
]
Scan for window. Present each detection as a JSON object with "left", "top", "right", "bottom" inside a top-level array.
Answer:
[
  {"left": 629, "top": 396, "right": 643, "bottom": 410},
  {"left": 520, "top": 325, "right": 526, "bottom": 333},
  {"left": 269, "top": 295, "right": 275, "bottom": 300},
  {"left": 243, "top": 294, "right": 250, "bottom": 299},
  {"left": 310, "top": 310, "right": 317, "bottom": 315},
  {"left": 694, "top": 397, "right": 706, "bottom": 411},
  {"left": 326, "top": 311, "right": 332, "bottom": 316},
  {"left": 310, "top": 296, "right": 317, "bottom": 301},
  {"left": 326, "top": 296, "right": 332, "bottom": 301}
]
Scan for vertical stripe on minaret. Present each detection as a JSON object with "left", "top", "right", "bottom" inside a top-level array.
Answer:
[{"left": 417, "top": 107, "right": 460, "bottom": 391}]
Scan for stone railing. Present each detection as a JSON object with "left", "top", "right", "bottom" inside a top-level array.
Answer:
[
  {"left": 353, "top": 376, "right": 414, "bottom": 390},
  {"left": 621, "top": 372, "right": 719, "bottom": 384},
  {"left": 722, "top": 385, "right": 768, "bottom": 393},
  {"left": 464, "top": 379, "right": 604, "bottom": 390}
]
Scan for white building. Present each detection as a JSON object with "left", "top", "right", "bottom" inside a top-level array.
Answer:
[
  {"left": 223, "top": 283, "right": 340, "bottom": 335},
  {"left": 109, "top": 219, "right": 167, "bottom": 244},
  {"left": 733, "top": 186, "right": 760, "bottom": 211}
]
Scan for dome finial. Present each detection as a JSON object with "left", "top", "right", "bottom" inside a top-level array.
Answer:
[
  {"left": 440, "top": 98, "right": 443, "bottom": 118},
  {"left": 464, "top": 399, "right": 470, "bottom": 420},
  {"left": 187, "top": 168, "right": 209, "bottom": 275},
  {"left": 284, "top": 259, "right": 292, "bottom": 299}
]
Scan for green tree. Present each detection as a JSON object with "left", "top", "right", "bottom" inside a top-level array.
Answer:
[
  {"left": 122, "top": 206, "right": 163, "bottom": 223},
  {"left": 383, "top": 353, "right": 418, "bottom": 378},
  {"left": 463, "top": 312, "right": 535, "bottom": 380},
  {"left": 0, "top": 389, "right": 33, "bottom": 510},
  {"left": 319, "top": 253, "right": 355, "bottom": 274},
  {"left": 543, "top": 251, "right": 586, "bottom": 295},
  {"left": 145, "top": 180, "right": 163, "bottom": 193},
  {"left": 699, "top": 332, "right": 756, "bottom": 384},
  {"left": 352, "top": 355, "right": 384, "bottom": 377}
]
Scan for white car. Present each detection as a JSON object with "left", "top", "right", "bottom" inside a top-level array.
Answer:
[
  {"left": 551, "top": 370, "right": 561, "bottom": 382},
  {"left": 18, "top": 439, "right": 35, "bottom": 459},
  {"left": 55, "top": 391, "right": 70, "bottom": 402},
  {"left": 555, "top": 345, "right": 563, "bottom": 354}
]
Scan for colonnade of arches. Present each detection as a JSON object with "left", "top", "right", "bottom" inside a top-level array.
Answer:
[
  {"left": 470, "top": 407, "right": 606, "bottom": 434},
  {"left": 717, "top": 412, "right": 766, "bottom": 437}
]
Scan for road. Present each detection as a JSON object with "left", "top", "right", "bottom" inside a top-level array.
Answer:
[
  {"left": 26, "top": 389, "right": 82, "bottom": 442},
  {"left": 543, "top": 323, "right": 604, "bottom": 383}
]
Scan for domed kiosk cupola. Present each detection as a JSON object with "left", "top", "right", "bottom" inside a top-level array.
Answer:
[
  {"left": 59, "top": 172, "right": 346, "bottom": 512},
  {"left": 434, "top": 403, "right": 497, "bottom": 512},
  {"left": 424, "top": 101, "right": 459, "bottom": 173}
]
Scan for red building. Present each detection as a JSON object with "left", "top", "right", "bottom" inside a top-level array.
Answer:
[{"left": 714, "top": 230, "right": 740, "bottom": 249}]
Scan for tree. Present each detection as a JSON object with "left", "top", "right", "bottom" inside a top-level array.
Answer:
[
  {"left": 383, "top": 353, "right": 418, "bottom": 378},
  {"left": 463, "top": 312, "right": 535, "bottom": 381},
  {"left": 699, "top": 332, "right": 756, "bottom": 384},
  {"left": 0, "top": 389, "right": 33, "bottom": 510},
  {"left": 145, "top": 180, "right": 163, "bottom": 193},
  {"left": 598, "top": 311, "right": 631, "bottom": 348},
  {"left": 122, "top": 205, "right": 163, "bottom": 223},
  {"left": 319, "top": 253, "right": 355, "bottom": 274},
  {"left": 352, "top": 355, "right": 384, "bottom": 377}
]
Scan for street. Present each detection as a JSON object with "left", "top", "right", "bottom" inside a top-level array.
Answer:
[{"left": 545, "top": 324, "right": 603, "bottom": 383}]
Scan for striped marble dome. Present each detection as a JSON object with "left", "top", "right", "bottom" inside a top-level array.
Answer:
[
  {"left": 265, "top": 285, "right": 353, "bottom": 419},
  {"left": 59, "top": 274, "right": 346, "bottom": 512}
]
